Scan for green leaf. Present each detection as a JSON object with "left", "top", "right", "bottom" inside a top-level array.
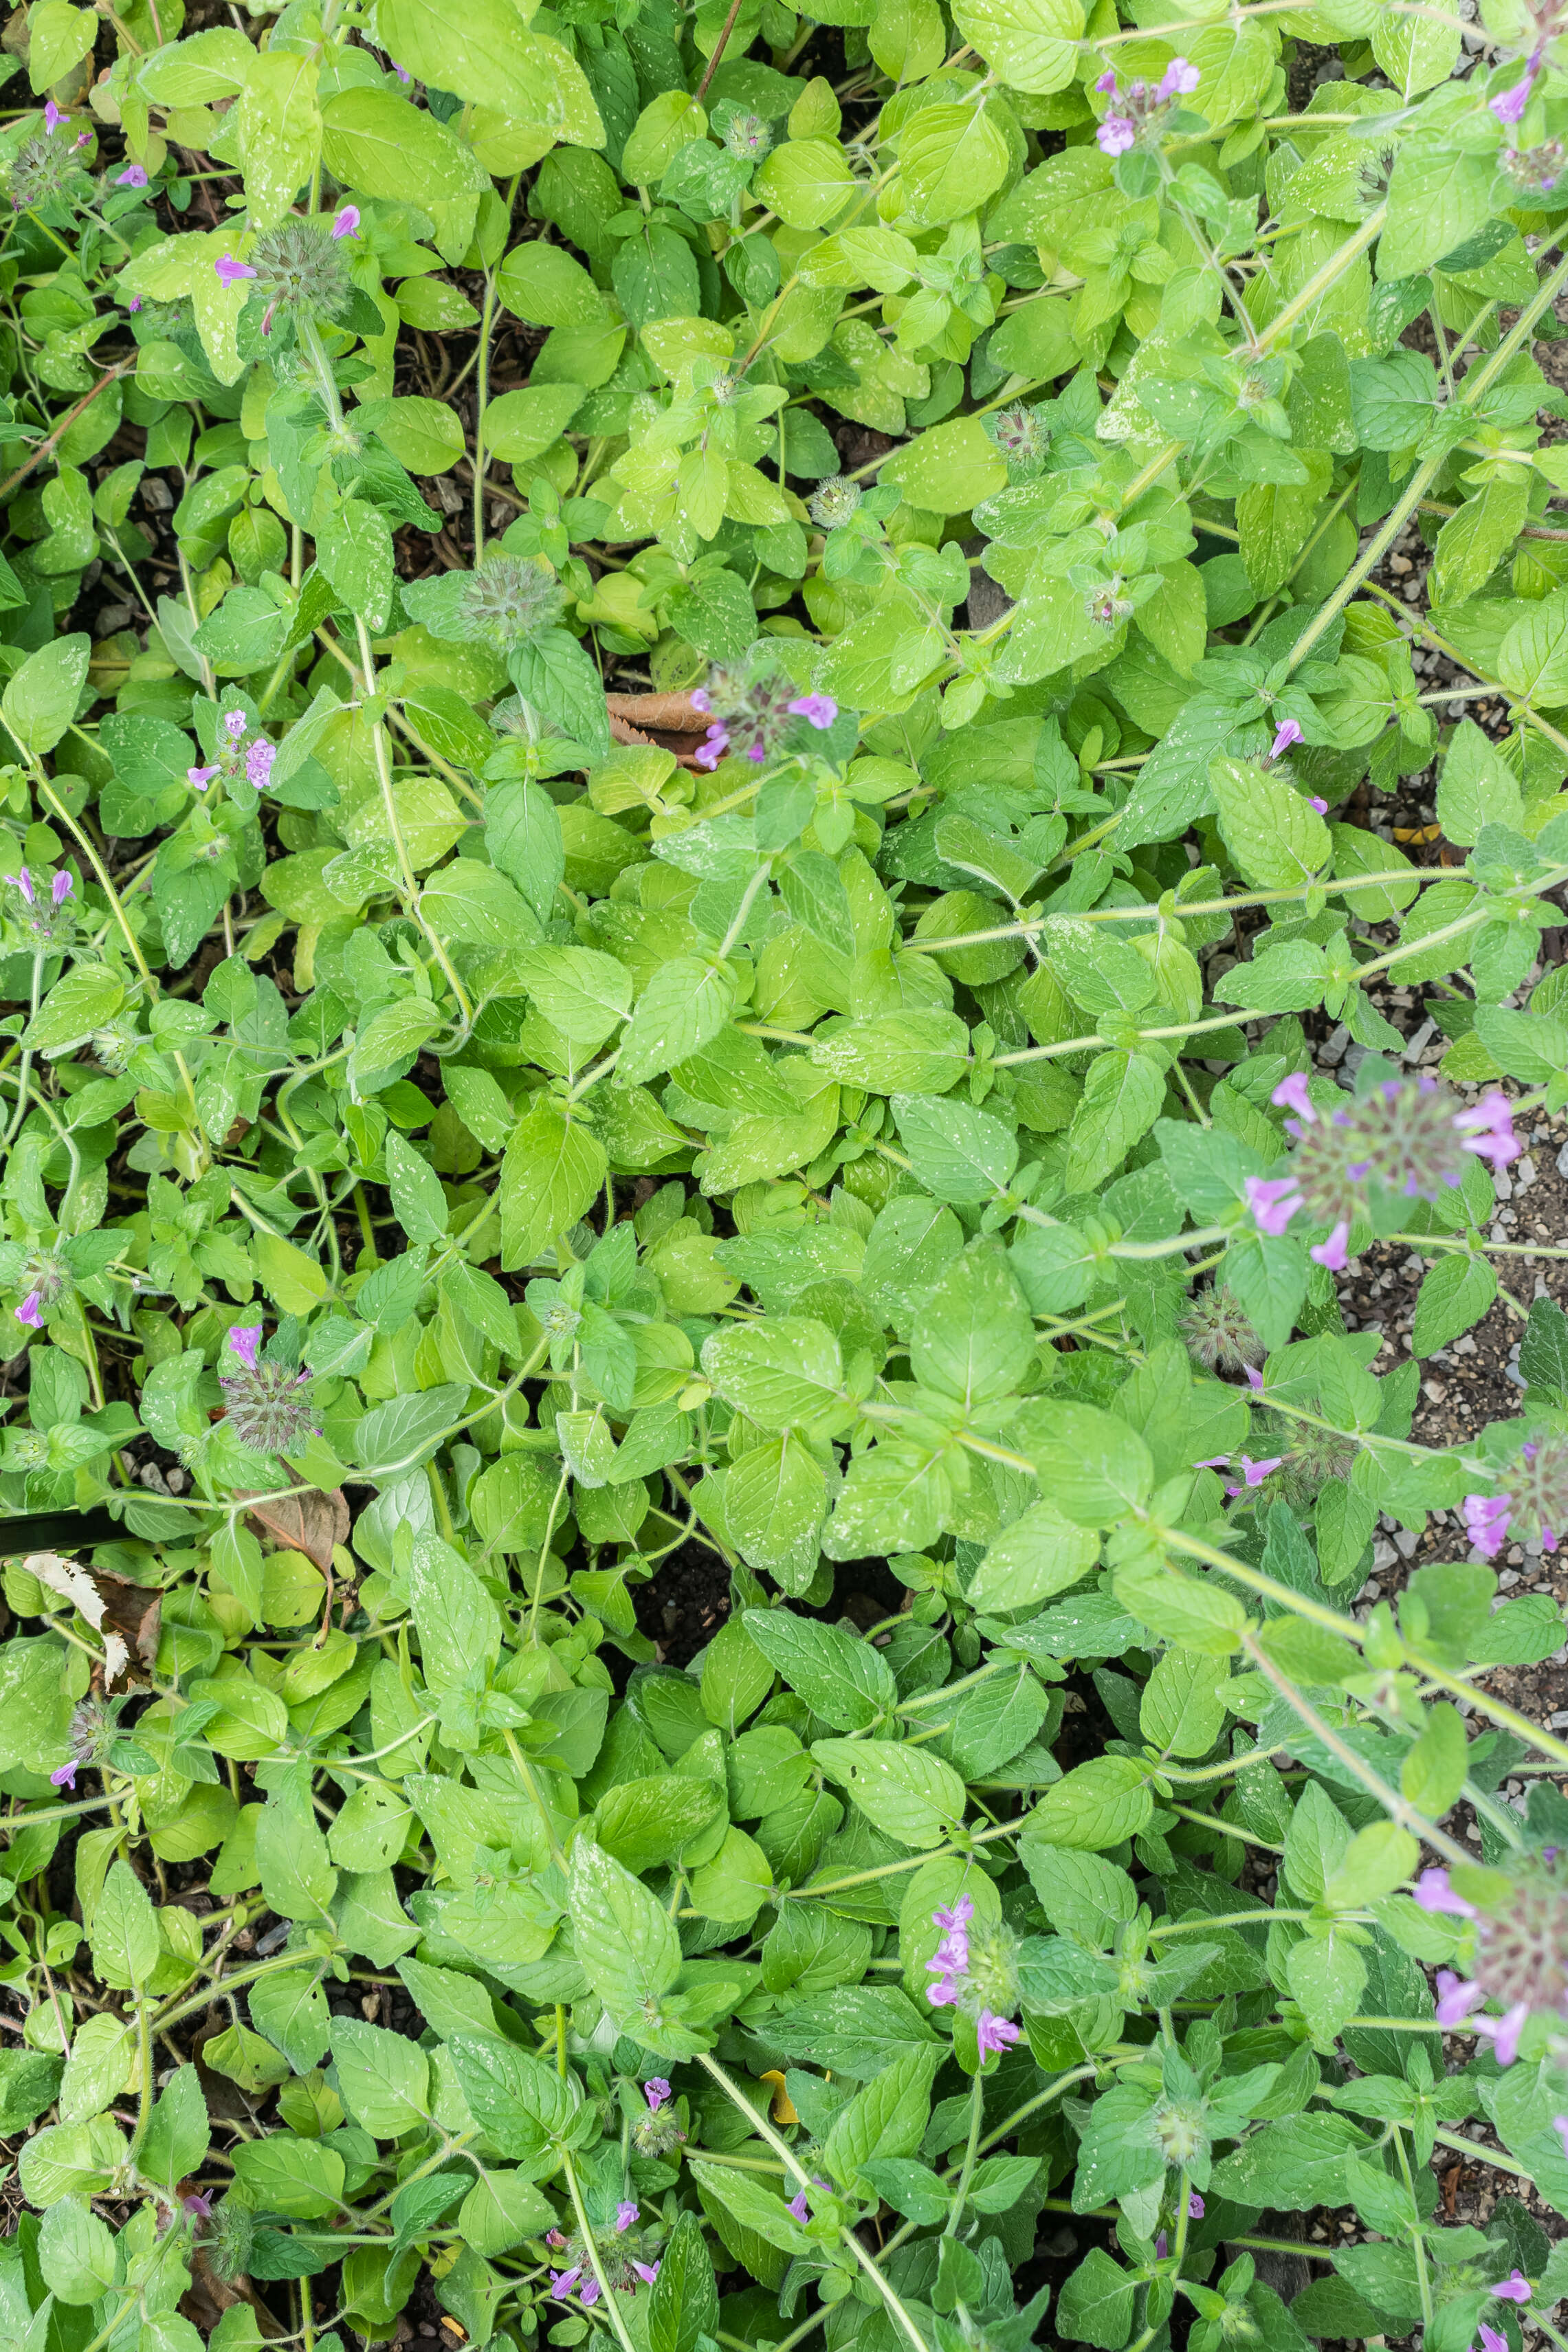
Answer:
[
  {"left": 316, "top": 494, "right": 395, "bottom": 631},
  {"left": 444, "top": 2032, "right": 575, "bottom": 2174},
  {"left": 1017, "top": 1401, "right": 1153, "bottom": 1527},
  {"left": 1, "top": 633, "right": 89, "bottom": 756},
  {"left": 38, "top": 2198, "right": 120, "bottom": 2306},
  {"left": 812, "top": 1737, "right": 967, "bottom": 1847},
  {"left": 1213, "top": 758, "right": 1330, "bottom": 889},
  {"left": 90, "top": 1859, "right": 159, "bottom": 1990},
  {"left": 686, "top": 2157, "right": 816, "bottom": 2255},
  {"left": 742, "top": 1609, "right": 896, "bottom": 1730},
  {"left": 331, "top": 2016, "right": 431, "bottom": 2137},
  {"left": 1057, "top": 2247, "right": 1138, "bottom": 2349},
  {"left": 1026, "top": 1757, "right": 1154, "bottom": 1850},
  {"left": 384, "top": 1129, "right": 450, "bottom": 1245},
  {"left": 702, "top": 1317, "right": 846, "bottom": 1435},
  {"left": 499, "top": 1095, "right": 607, "bottom": 1270},
  {"left": 23, "top": 964, "right": 126, "bottom": 1056},
  {"left": 820, "top": 2047, "right": 942, "bottom": 2190},
  {"left": 619, "top": 957, "right": 738, "bottom": 1084},
  {"left": 320, "top": 87, "right": 490, "bottom": 205},
  {"left": 949, "top": 0, "right": 1083, "bottom": 90},
  {"left": 1436, "top": 718, "right": 1523, "bottom": 846},
  {"left": 230, "top": 2133, "right": 346, "bottom": 2218},
  {"left": 1410, "top": 1252, "right": 1496, "bottom": 1354},
  {"left": 566, "top": 1838, "right": 683, "bottom": 2030}
]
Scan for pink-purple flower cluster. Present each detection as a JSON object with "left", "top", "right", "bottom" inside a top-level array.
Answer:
[
  {"left": 1490, "top": 45, "right": 1545, "bottom": 123},
  {"left": 689, "top": 658, "right": 839, "bottom": 770},
  {"left": 1461, "top": 1436, "right": 1568, "bottom": 1562},
  {"left": 546, "top": 2192, "right": 659, "bottom": 2305},
  {"left": 8, "top": 864, "right": 74, "bottom": 949},
  {"left": 1194, "top": 1450, "right": 1283, "bottom": 1497},
  {"left": 1153, "top": 2191, "right": 1204, "bottom": 2256},
  {"left": 925, "top": 1894, "right": 1020, "bottom": 2056},
  {"left": 1243, "top": 1074, "right": 1519, "bottom": 1271},
  {"left": 1095, "top": 55, "right": 1200, "bottom": 155},
  {"left": 190, "top": 707, "right": 276, "bottom": 796},
  {"left": 1415, "top": 1862, "right": 1568, "bottom": 2066}
]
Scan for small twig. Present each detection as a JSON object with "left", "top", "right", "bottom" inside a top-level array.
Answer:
[
  {"left": 0, "top": 358, "right": 135, "bottom": 501},
  {"left": 696, "top": 0, "right": 748, "bottom": 100}
]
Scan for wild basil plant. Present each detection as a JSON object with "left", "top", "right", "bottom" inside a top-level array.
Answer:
[{"left": 10, "top": 1, "right": 1568, "bottom": 2351}]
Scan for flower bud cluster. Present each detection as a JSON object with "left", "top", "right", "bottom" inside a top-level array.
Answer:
[{"left": 218, "top": 1324, "right": 320, "bottom": 1456}]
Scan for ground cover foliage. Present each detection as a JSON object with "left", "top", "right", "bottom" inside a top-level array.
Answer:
[{"left": 14, "top": 0, "right": 1568, "bottom": 2349}]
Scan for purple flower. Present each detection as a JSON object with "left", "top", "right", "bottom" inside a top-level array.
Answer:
[
  {"left": 690, "top": 688, "right": 711, "bottom": 714},
  {"left": 331, "top": 205, "right": 360, "bottom": 239},
  {"left": 1244, "top": 1174, "right": 1303, "bottom": 1235},
  {"left": 49, "top": 1760, "right": 77, "bottom": 1788},
  {"left": 74, "top": 132, "right": 90, "bottom": 150},
  {"left": 180, "top": 2191, "right": 212, "bottom": 2222},
  {"left": 52, "top": 872, "right": 71, "bottom": 906},
  {"left": 245, "top": 738, "right": 275, "bottom": 789},
  {"left": 644, "top": 2078, "right": 672, "bottom": 2111},
  {"left": 228, "top": 1324, "right": 263, "bottom": 1372},
  {"left": 1413, "top": 1867, "right": 1477, "bottom": 1919},
  {"left": 1244, "top": 1365, "right": 1265, "bottom": 1392},
  {"left": 1310, "top": 1219, "right": 1351, "bottom": 1271},
  {"left": 1098, "top": 115, "right": 1137, "bottom": 155},
  {"left": 1492, "top": 74, "right": 1534, "bottom": 123},
  {"left": 188, "top": 765, "right": 217, "bottom": 791},
  {"left": 1271, "top": 1072, "right": 1314, "bottom": 1121},
  {"left": 976, "top": 2011, "right": 1019, "bottom": 2056},
  {"left": 1480, "top": 2326, "right": 1508, "bottom": 2352},
  {"left": 1455, "top": 1091, "right": 1520, "bottom": 1171},
  {"left": 1554, "top": 2114, "right": 1568, "bottom": 2157},
  {"left": 1309, "top": 796, "right": 1329, "bottom": 815},
  {"left": 1160, "top": 56, "right": 1200, "bottom": 96},
  {"left": 1463, "top": 1493, "right": 1511, "bottom": 1560},
  {"left": 1486, "top": 2002, "right": 1530, "bottom": 2067},
  {"left": 16, "top": 1293, "right": 43, "bottom": 1330},
  {"left": 580, "top": 2280, "right": 601, "bottom": 2308},
  {"left": 549, "top": 2269, "right": 582, "bottom": 2300},
  {"left": 1494, "top": 2272, "right": 1531, "bottom": 2303},
  {"left": 1096, "top": 67, "right": 1117, "bottom": 91},
  {"left": 128, "top": 298, "right": 141, "bottom": 312},
  {"left": 16, "top": 866, "right": 34, "bottom": 906},
  {"left": 1188, "top": 2192, "right": 1204, "bottom": 2217},
  {"left": 223, "top": 710, "right": 248, "bottom": 738},
  {"left": 632, "top": 2261, "right": 660, "bottom": 2285},
  {"left": 788, "top": 693, "right": 837, "bottom": 729},
  {"left": 44, "top": 101, "right": 64, "bottom": 134},
  {"left": 1435, "top": 1970, "right": 1485, "bottom": 2026},
  {"left": 788, "top": 2188, "right": 810, "bottom": 2222},
  {"left": 615, "top": 2201, "right": 638, "bottom": 2233},
  {"left": 391, "top": 59, "right": 412, "bottom": 81},
  {"left": 695, "top": 723, "right": 730, "bottom": 771},
  {"left": 1268, "top": 718, "right": 1303, "bottom": 760},
  {"left": 117, "top": 164, "right": 148, "bottom": 188},
  {"left": 1154, "top": 2232, "right": 1168, "bottom": 2258},
  {"left": 214, "top": 255, "right": 258, "bottom": 287},
  {"left": 1237, "top": 1454, "right": 1283, "bottom": 1487}
]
